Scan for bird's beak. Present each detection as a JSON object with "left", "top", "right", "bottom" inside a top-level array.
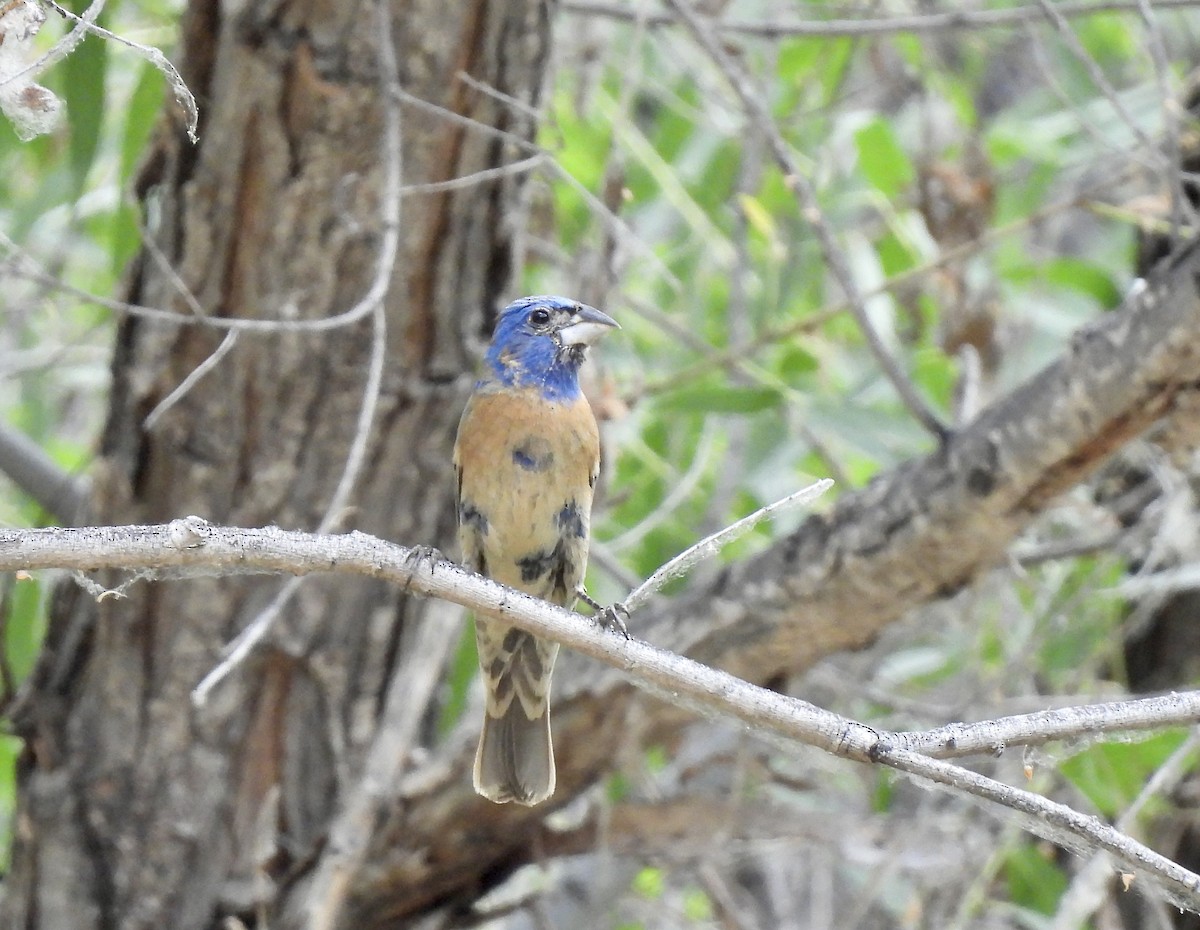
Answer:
[{"left": 558, "top": 304, "right": 620, "bottom": 346}]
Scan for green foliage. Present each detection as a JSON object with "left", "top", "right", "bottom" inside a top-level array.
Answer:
[
  {"left": 681, "top": 886, "right": 714, "bottom": 921},
  {"left": 0, "top": 735, "right": 21, "bottom": 873},
  {"left": 855, "top": 119, "right": 915, "bottom": 200},
  {"left": 63, "top": 32, "right": 108, "bottom": 195},
  {"left": 435, "top": 624, "right": 479, "bottom": 738},
  {"left": 1061, "top": 731, "right": 1191, "bottom": 819},
  {"left": 6, "top": 577, "right": 46, "bottom": 684},
  {"left": 632, "top": 866, "right": 665, "bottom": 899},
  {"left": 1003, "top": 841, "right": 1069, "bottom": 916}
]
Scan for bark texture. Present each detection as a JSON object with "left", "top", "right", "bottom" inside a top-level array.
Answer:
[{"left": 5, "top": 0, "right": 552, "bottom": 927}]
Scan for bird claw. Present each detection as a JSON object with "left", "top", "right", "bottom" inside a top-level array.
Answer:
[
  {"left": 574, "top": 587, "right": 631, "bottom": 639},
  {"left": 598, "top": 602, "right": 631, "bottom": 639},
  {"left": 405, "top": 545, "right": 444, "bottom": 570},
  {"left": 403, "top": 545, "right": 444, "bottom": 592}
]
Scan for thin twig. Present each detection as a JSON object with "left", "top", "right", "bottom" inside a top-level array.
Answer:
[
  {"left": 637, "top": 164, "right": 1139, "bottom": 399},
  {"left": 563, "top": 0, "right": 1200, "bottom": 38},
  {"left": 40, "top": 0, "right": 198, "bottom": 141},
  {"left": 606, "top": 421, "right": 721, "bottom": 552},
  {"left": 874, "top": 743, "right": 1200, "bottom": 910},
  {"left": 665, "top": 0, "right": 949, "bottom": 439},
  {"left": 1050, "top": 731, "right": 1200, "bottom": 930},
  {"left": 137, "top": 211, "right": 210, "bottom": 317},
  {"left": 1024, "top": 24, "right": 1164, "bottom": 175},
  {"left": 620, "top": 479, "right": 833, "bottom": 614},
  {"left": 1135, "top": 0, "right": 1192, "bottom": 233},
  {"left": 0, "top": 0, "right": 103, "bottom": 89},
  {"left": 143, "top": 330, "right": 238, "bottom": 431},
  {"left": 390, "top": 84, "right": 682, "bottom": 292},
  {"left": 0, "top": 230, "right": 380, "bottom": 334},
  {"left": 1032, "top": 0, "right": 1160, "bottom": 158},
  {"left": 399, "top": 154, "right": 544, "bottom": 195}
]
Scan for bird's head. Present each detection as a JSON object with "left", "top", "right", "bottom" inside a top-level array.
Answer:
[{"left": 483, "top": 296, "right": 619, "bottom": 400}]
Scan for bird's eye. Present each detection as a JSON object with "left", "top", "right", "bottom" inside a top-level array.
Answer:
[{"left": 529, "top": 308, "right": 552, "bottom": 326}]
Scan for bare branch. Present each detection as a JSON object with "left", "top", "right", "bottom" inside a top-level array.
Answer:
[
  {"left": 562, "top": 0, "right": 1200, "bottom": 39},
  {"left": 142, "top": 330, "right": 239, "bottom": 431},
  {"left": 3, "top": 520, "right": 1200, "bottom": 904},
  {"left": 620, "top": 479, "right": 834, "bottom": 615},
  {"left": 873, "top": 744, "right": 1200, "bottom": 909},
  {"left": 0, "top": 421, "right": 86, "bottom": 523}
]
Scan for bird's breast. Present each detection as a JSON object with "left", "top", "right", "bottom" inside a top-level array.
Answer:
[{"left": 455, "top": 388, "right": 601, "bottom": 600}]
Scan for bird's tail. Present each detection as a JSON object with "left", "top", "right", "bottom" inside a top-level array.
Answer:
[
  {"left": 474, "top": 699, "right": 555, "bottom": 805},
  {"left": 474, "top": 622, "right": 559, "bottom": 805}
]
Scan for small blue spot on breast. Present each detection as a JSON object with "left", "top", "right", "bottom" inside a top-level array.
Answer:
[{"left": 512, "top": 437, "right": 555, "bottom": 472}]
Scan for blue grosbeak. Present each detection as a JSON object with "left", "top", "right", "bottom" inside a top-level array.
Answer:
[{"left": 454, "top": 295, "right": 619, "bottom": 805}]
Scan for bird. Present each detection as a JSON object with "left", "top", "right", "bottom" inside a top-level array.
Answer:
[{"left": 454, "top": 295, "right": 619, "bottom": 805}]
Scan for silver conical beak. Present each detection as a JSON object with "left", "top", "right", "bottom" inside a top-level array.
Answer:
[{"left": 558, "top": 304, "right": 620, "bottom": 346}]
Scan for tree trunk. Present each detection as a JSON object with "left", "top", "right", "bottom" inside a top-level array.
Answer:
[{"left": 4, "top": 1, "right": 552, "bottom": 926}]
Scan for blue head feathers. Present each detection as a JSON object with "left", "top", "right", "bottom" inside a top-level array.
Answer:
[{"left": 482, "top": 296, "right": 619, "bottom": 402}]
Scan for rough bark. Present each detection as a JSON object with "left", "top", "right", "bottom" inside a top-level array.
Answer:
[{"left": 4, "top": 0, "right": 551, "bottom": 927}]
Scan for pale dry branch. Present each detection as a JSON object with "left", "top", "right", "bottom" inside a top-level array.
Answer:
[
  {"left": 0, "top": 421, "right": 86, "bottom": 523},
  {"left": 562, "top": 0, "right": 1200, "bottom": 39},
  {"left": 874, "top": 743, "right": 1200, "bottom": 909},
  {"left": 1051, "top": 731, "right": 1200, "bottom": 930},
  {"left": 619, "top": 478, "right": 833, "bottom": 615},
  {"left": 2, "top": 520, "right": 1199, "bottom": 905},
  {"left": 142, "top": 330, "right": 239, "bottom": 431}
]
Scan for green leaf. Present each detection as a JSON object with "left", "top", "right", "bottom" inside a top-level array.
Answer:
[
  {"left": 777, "top": 343, "right": 819, "bottom": 379},
  {"left": 871, "top": 769, "right": 895, "bottom": 813},
  {"left": 1060, "top": 731, "right": 1190, "bottom": 818},
  {"left": 63, "top": 31, "right": 108, "bottom": 194},
  {"left": 682, "top": 887, "right": 714, "bottom": 921},
  {"left": 0, "top": 734, "right": 21, "bottom": 872},
  {"left": 435, "top": 624, "right": 478, "bottom": 738},
  {"left": 738, "top": 193, "right": 778, "bottom": 244},
  {"left": 659, "top": 384, "right": 782, "bottom": 414},
  {"left": 1003, "top": 841, "right": 1068, "bottom": 914},
  {"left": 6, "top": 575, "right": 45, "bottom": 683},
  {"left": 910, "top": 348, "right": 956, "bottom": 410},
  {"left": 859, "top": 118, "right": 912, "bottom": 201},
  {"left": 632, "top": 867, "right": 665, "bottom": 900},
  {"left": 1077, "top": 15, "right": 1136, "bottom": 66},
  {"left": 120, "top": 61, "right": 167, "bottom": 185},
  {"left": 1042, "top": 257, "right": 1122, "bottom": 309},
  {"left": 854, "top": 118, "right": 914, "bottom": 199}
]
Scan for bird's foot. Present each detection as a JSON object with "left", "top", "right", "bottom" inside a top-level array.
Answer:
[
  {"left": 403, "top": 545, "right": 444, "bottom": 591},
  {"left": 575, "top": 586, "right": 603, "bottom": 612},
  {"left": 576, "top": 587, "right": 630, "bottom": 638},
  {"left": 599, "top": 602, "right": 631, "bottom": 639},
  {"left": 405, "top": 545, "right": 444, "bottom": 570}
]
